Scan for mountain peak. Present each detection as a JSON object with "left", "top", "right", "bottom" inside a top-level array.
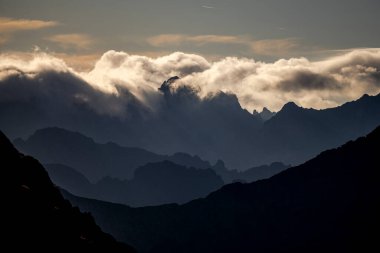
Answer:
[
  {"left": 281, "top": 101, "right": 301, "bottom": 111},
  {"left": 262, "top": 107, "right": 272, "bottom": 113},
  {"left": 159, "top": 76, "right": 180, "bottom": 93}
]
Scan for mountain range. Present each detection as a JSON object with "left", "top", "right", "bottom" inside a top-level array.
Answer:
[
  {"left": 14, "top": 127, "right": 211, "bottom": 181},
  {"left": 0, "top": 130, "right": 135, "bottom": 252},
  {"left": 16, "top": 127, "right": 289, "bottom": 206},
  {"left": 63, "top": 126, "right": 380, "bottom": 253},
  {"left": 45, "top": 161, "right": 224, "bottom": 207},
  {"left": 2, "top": 73, "right": 380, "bottom": 170}
]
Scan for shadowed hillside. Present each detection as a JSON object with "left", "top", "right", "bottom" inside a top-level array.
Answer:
[
  {"left": 1, "top": 131, "right": 135, "bottom": 252},
  {"left": 65, "top": 126, "right": 380, "bottom": 253}
]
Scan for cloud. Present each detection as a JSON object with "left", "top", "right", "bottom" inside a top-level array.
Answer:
[
  {"left": 46, "top": 33, "right": 95, "bottom": 50},
  {"left": 1, "top": 48, "right": 380, "bottom": 115},
  {"left": 147, "top": 34, "right": 187, "bottom": 47},
  {"left": 187, "top": 35, "right": 245, "bottom": 45},
  {"left": 1, "top": 48, "right": 380, "bottom": 169},
  {"left": 148, "top": 34, "right": 245, "bottom": 47},
  {"left": 147, "top": 34, "right": 299, "bottom": 57},
  {"left": 277, "top": 70, "right": 343, "bottom": 92},
  {"left": 250, "top": 38, "right": 299, "bottom": 56},
  {"left": 0, "top": 17, "right": 58, "bottom": 33},
  {"left": 201, "top": 5, "right": 215, "bottom": 9}
]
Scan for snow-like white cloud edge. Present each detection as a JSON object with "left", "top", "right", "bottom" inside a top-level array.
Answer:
[{"left": 1, "top": 48, "right": 380, "bottom": 115}]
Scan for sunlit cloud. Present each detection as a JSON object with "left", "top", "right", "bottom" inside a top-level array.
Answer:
[
  {"left": 1, "top": 48, "right": 379, "bottom": 115},
  {"left": 147, "top": 34, "right": 188, "bottom": 47},
  {"left": 46, "top": 33, "right": 95, "bottom": 50},
  {"left": 250, "top": 38, "right": 299, "bottom": 56},
  {"left": 0, "top": 17, "right": 58, "bottom": 32},
  {"left": 148, "top": 34, "right": 300, "bottom": 57},
  {"left": 148, "top": 34, "right": 244, "bottom": 47}
]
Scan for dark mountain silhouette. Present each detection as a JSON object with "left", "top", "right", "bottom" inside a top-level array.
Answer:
[
  {"left": 44, "top": 163, "right": 96, "bottom": 198},
  {"left": 1, "top": 131, "right": 135, "bottom": 252},
  {"left": 46, "top": 161, "right": 224, "bottom": 207},
  {"left": 2, "top": 69, "right": 380, "bottom": 170},
  {"left": 212, "top": 160, "right": 290, "bottom": 183},
  {"left": 252, "top": 107, "right": 276, "bottom": 121},
  {"left": 14, "top": 127, "right": 211, "bottom": 181},
  {"left": 256, "top": 94, "right": 380, "bottom": 165},
  {"left": 64, "top": 126, "right": 380, "bottom": 253},
  {"left": 99, "top": 161, "right": 224, "bottom": 206}
]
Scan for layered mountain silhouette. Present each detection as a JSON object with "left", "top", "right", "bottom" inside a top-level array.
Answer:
[
  {"left": 14, "top": 127, "right": 211, "bottom": 181},
  {"left": 212, "top": 160, "right": 289, "bottom": 183},
  {"left": 254, "top": 93, "right": 380, "bottom": 165},
  {"left": 46, "top": 161, "right": 224, "bottom": 206},
  {"left": 1, "top": 131, "right": 135, "bottom": 252},
  {"left": 64, "top": 126, "right": 380, "bottom": 253},
  {"left": 44, "top": 163, "right": 96, "bottom": 198},
  {"left": 3, "top": 73, "right": 380, "bottom": 170}
]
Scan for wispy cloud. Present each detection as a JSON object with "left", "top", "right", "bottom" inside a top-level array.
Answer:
[
  {"left": 147, "top": 34, "right": 300, "bottom": 57},
  {"left": 187, "top": 35, "right": 244, "bottom": 45},
  {"left": 202, "top": 5, "right": 215, "bottom": 9},
  {"left": 250, "top": 38, "right": 299, "bottom": 56},
  {"left": 0, "top": 17, "right": 58, "bottom": 32},
  {"left": 148, "top": 34, "right": 245, "bottom": 47},
  {"left": 46, "top": 33, "right": 95, "bottom": 50},
  {"left": 147, "top": 34, "right": 188, "bottom": 47}
]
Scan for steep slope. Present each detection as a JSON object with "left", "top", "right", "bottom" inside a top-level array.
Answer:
[
  {"left": 14, "top": 127, "right": 211, "bottom": 181},
  {"left": 44, "top": 163, "right": 96, "bottom": 198},
  {"left": 65, "top": 126, "right": 380, "bottom": 253},
  {"left": 1, "top": 131, "right": 135, "bottom": 252}
]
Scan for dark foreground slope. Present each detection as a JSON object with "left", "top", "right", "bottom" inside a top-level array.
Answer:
[
  {"left": 1, "top": 131, "right": 135, "bottom": 252},
  {"left": 65, "top": 126, "right": 380, "bottom": 253}
]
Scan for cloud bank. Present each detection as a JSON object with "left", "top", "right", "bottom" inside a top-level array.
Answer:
[{"left": 1, "top": 48, "right": 380, "bottom": 114}]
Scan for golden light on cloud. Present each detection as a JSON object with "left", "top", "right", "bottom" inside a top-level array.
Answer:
[
  {"left": 250, "top": 38, "right": 299, "bottom": 56},
  {"left": 46, "top": 33, "right": 95, "bottom": 49},
  {"left": 147, "top": 34, "right": 300, "bottom": 57},
  {"left": 147, "top": 34, "right": 187, "bottom": 47},
  {"left": 0, "top": 17, "right": 58, "bottom": 32},
  {"left": 147, "top": 34, "right": 244, "bottom": 47},
  {"left": 54, "top": 52, "right": 101, "bottom": 71},
  {"left": 187, "top": 35, "right": 244, "bottom": 45}
]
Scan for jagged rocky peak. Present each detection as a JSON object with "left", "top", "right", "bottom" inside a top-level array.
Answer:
[
  {"left": 159, "top": 76, "right": 180, "bottom": 93},
  {"left": 252, "top": 107, "right": 276, "bottom": 121},
  {"left": 260, "top": 107, "right": 276, "bottom": 120},
  {"left": 261, "top": 107, "right": 272, "bottom": 114}
]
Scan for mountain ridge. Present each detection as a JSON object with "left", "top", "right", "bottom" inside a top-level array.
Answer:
[{"left": 64, "top": 125, "right": 380, "bottom": 253}]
